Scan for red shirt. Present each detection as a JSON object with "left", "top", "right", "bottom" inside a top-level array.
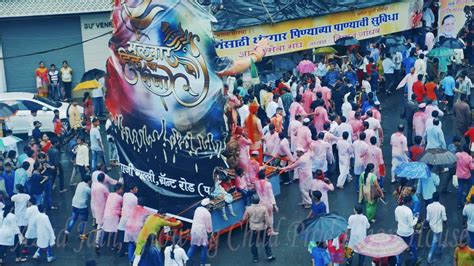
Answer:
[
  {"left": 425, "top": 82, "right": 437, "bottom": 100},
  {"left": 465, "top": 127, "right": 474, "bottom": 142},
  {"left": 410, "top": 145, "right": 425, "bottom": 161},
  {"left": 412, "top": 81, "right": 425, "bottom": 103}
]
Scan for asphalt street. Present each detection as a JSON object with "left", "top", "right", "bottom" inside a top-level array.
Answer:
[{"left": 18, "top": 90, "right": 465, "bottom": 266}]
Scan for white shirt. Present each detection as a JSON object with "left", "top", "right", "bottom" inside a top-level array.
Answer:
[
  {"left": 463, "top": 203, "right": 474, "bottom": 232},
  {"left": 382, "top": 58, "right": 395, "bottom": 74},
  {"left": 72, "top": 182, "right": 91, "bottom": 209},
  {"left": 11, "top": 193, "right": 31, "bottom": 226},
  {"left": 395, "top": 205, "right": 418, "bottom": 237},
  {"left": 238, "top": 104, "right": 250, "bottom": 126},
  {"left": 92, "top": 78, "right": 105, "bottom": 98},
  {"left": 0, "top": 213, "right": 20, "bottom": 246},
  {"left": 90, "top": 126, "right": 103, "bottom": 151},
  {"left": 347, "top": 214, "right": 370, "bottom": 248},
  {"left": 362, "top": 80, "right": 371, "bottom": 93},
  {"left": 164, "top": 245, "right": 189, "bottom": 266},
  {"left": 365, "top": 117, "right": 381, "bottom": 131},
  {"left": 25, "top": 205, "right": 40, "bottom": 239},
  {"left": 105, "top": 118, "right": 114, "bottom": 141},
  {"left": 426, "top": 201, "right": 447, "bottom": 233},
  {"left": 334, "top": 122, "right": 353, "bottom": 140},
  {"left": 75, "top": 144, "right": 89, "bottom": 166},
  {"left": 414, "top": 58, "right": 426, "bottom": 76},
  {"left": 342, "top": 102, "right": 352, "bottom": 119},
  {"left": 266, "top": 101, "right": 279, "bottom": 119}
]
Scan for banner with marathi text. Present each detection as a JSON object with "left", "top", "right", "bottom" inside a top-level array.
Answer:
[
  {"left": 106, "top": 0, "right": 227, "bottom": 216},
  {"left": 214, "top": 0, "right": 424, "bottom": 58},
  {"left": 438, "top": 0, "right": 474, "bottom": 39}
]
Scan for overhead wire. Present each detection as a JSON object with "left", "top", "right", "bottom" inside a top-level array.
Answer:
[{"left": 0, "top": 30, "right": 112, "bottom": 60}]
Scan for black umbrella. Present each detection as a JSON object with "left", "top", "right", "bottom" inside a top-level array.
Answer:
[
  {"left": 376, "top": 35, "right": 406, "bottom": 46},
  {"left": 80, "top": 68, "right": 105, "bottom": 82},
  {"left": 335, "top": 36, "right": 359, "bottom": 46},
  {"left": 298, "top": 213, "right": 347, "bottom": 242},
  {"left": 0, "top": 103, "right": 18, "bottom": 119},
  {"left": 437, "top": 37, "right": 465, "bottom": 49},
  {"left": 418, "top": 148, "right": 457, "bottom": 166},
  {"left": 387, "top": 43, "right": 407, "bottom": 54}
]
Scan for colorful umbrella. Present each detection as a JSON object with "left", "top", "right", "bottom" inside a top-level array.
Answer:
[
  {"left": 394, "top": 162, "right": 430, "bottom": 180},
  {"left": 427, "top": 47, "right": 455, "bottom": 58},
  {"left": 296, "top": 60, "right": 316, "bottom": 74},
  {"left": 0, "top": 103, "right": 18, "bottom": 119},
  {"left": 354, "top": 234, "right": 408, "bottom": 258},
  {"left": 313, "top": 47, "right": 337, "bottom": 55},
  {"left": 0, "top": 136, "right": 22, "bottom": 150},
  {"left": 335, "top": 36, "right": 359, "bottom": 46},
  {"left": 437, "top": 37, "right": 465, "bottom": 49},
  {"left": 298, "top": 213, "right": 347, "bottom": 242},
  {"left": 73, "top": 80, "right": 101, "bottom": 92},
  {"left": 418, "top": 148, "right": 457, "bottom": 166}
]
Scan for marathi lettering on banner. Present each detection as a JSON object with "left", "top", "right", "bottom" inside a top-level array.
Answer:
[
  {"left": 214, "top": 0, "right": 424, "bottom": 58},
  {"left": 105, "top": 0, "right": 227, "bottom": 215}
]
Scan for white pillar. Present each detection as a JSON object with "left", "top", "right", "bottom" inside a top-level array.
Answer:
[{"left": 0, "top": 40, "right": 7, "bottom": 92}]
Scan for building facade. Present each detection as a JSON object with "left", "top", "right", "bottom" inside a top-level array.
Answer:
[{"left": 0, "top": 0, "right": 112, "bottom": 93}]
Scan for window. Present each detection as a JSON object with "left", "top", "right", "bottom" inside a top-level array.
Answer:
[
  {"left": 22, "top": 100, "right": 44, "bottom": 111},
  {"left": 33, "top": 95, "right": 62, "bottom": 108},
  {"left": 0, "top": 100, "right": 28, "bottom": 110}
]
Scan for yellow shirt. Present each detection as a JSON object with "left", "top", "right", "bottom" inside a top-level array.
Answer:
[
  {"left": 466, "top": 186, "right": 474, "bottom": 203},
  {"left": 68, "top": 105, "right": 81, "bottom": 130}
]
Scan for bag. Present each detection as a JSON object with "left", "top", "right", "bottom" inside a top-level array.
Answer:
[{"left": 452, "top": 175, "right": 459, "bottom": 188}]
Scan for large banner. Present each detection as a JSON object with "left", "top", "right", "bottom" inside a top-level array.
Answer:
[
  {"left": 106, "top": 0, "right": 227, "bottom": 215},
  {"left": 214, "top": 0, "right": 423, "bottom": 58},
  {"left": 438, "top": 0, "right": 474, "bottom": 39}
]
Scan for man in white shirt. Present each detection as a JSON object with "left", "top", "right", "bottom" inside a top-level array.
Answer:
[
  {"left": 463, "top": 197, "right": 474, "bottom": 248},
  {"left": 92, "top": 74, "right": 106, "bottom": 117},
  {"left": 347, "top": 205, "right": 370, "bottom": 265},
  {"left": 11, "top": 184, "right": 31, "bottom": 231},
  {"left": 90, "top": 118, "right": 106, "bottom": 171},
  {"left": 266, "top": 94, "right": 280, "bottom": 119},
  {"left": 395, "top": 196, "right": 419, "bottom": 263},
  {"left": 65, "top": 176, "right": 92, "bottom": 241},
  {"left": 414, "top": 54, "right": 427, "bottom": 79},
  {"left": 334, "top": 116, "right": 353, "bottom": 140},
  {"left": 71, "top": 136, "right": 89, "bottom": 185},
  {"left": 361, "top": 75, "right": 372, "bottom": 94},
  {"left": 390, "top": 124, "right": 409, "bottom": 183},
  {"left": 382, "top": 53, "right": 396, "bottom": 94},
  {"left": 426, "top": 193, "right": 447, "bottom": 263},
  {"left": 164, "top": 239, "right": 189, "bottom": 266},
  {"left": 238, "top": 97, "right": 250, "bottom": 126}
]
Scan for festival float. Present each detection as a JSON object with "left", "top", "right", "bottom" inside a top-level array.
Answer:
[{"left": 105, "top": 0, "right": 280, "bottom": 247}]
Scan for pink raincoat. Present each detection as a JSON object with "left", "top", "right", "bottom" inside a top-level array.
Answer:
[{"left": 102, "top": 192, "right": 123, "bottom": 233}]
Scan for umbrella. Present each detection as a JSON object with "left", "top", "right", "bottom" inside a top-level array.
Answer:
[
  {"left": 437, "top": 37, "right": 465, "bottom": 49},
  {"left": 427, "top": 47, "right": 455, "bottom": 58},
  {"left": 296, "top": 60, "right": 316, "bottom": 74},
  {"left": 0, "top": 103, "right": 18, "bottom": 119},
  {"left": 298, "top": 213, "right": 347, "bottom": 242},
  {"left": 335, "top": 36, "right": 359, "bottom": 46},
  {"left": 386, "top": 43, "right": 407, "bottom": 54},
  {"left": 73, "top": 80, "right": 101, "bottom": 92},
  {"left": 313, "top": 47, "right": 337, "bottom": 55},
  {"left": 354, "top": 233, "right": 408, "bottom": 258},
  {"left": 80, "top": 68, "right": 105, "bottom": 82},
  {"left": 0, "top": 136, "right": 22, "bottom": 150},
  {"left": 376, "top": 35, "right": 406, "bottom": 45},
  {"left": 418, "top": 148, "right": 457, "bottom": 166},
  {"left": 394, "top": 162, "right": 430, "bottom": 180}
]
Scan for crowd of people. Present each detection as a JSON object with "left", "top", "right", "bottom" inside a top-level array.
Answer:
[
  {"left": 221, "top": 28, "right": 473, "bottom": 265},
  {"left": 0, "top": 12, "right": 472, "bottom": 266}
]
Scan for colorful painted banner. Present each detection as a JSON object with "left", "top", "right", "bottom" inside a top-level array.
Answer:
[
  {"left": 214, "top": 0, "right": 424, "bottom": 58},
  {"left": 438, "top": 0, "right": 474, "bottom": 39},
  {"left": 106, "top": 0, "right": 227, "bottom": 215}
]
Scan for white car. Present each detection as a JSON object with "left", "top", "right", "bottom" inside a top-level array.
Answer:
[{"left": 0, "top": 92, "right": 84, "bottom": 135}]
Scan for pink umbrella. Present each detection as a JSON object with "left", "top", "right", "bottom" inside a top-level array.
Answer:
[
  {"left": 296, "top": 60, "right": 316, "bottom": 74},
  {"left": 353, "top": 233, "right": 408, "bottom": 258}
]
